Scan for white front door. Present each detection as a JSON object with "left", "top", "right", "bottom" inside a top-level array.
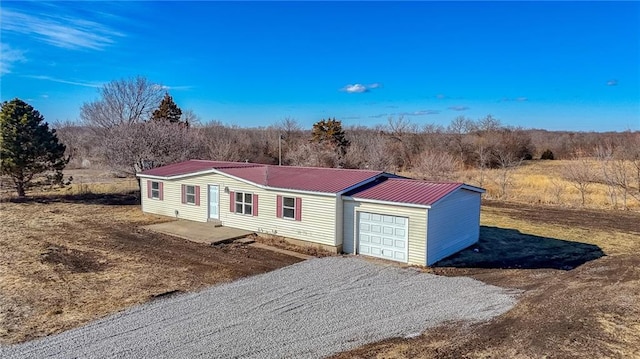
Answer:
[
  {"left": 358, "top": 212, "right": 408, "bottom": 263},
  {"left": 208, "top": 185, "right": 219, "bottom": 219}
]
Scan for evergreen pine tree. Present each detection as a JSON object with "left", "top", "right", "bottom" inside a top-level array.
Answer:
[
  {"left": 151, "top": 92, "right": 183, "bottom": 124},
  {"left": 311, "top": 118, "right": 350, "bottom": 155},
  {"left": 0, "top": 98, "right": 67, "bottom": 197}
]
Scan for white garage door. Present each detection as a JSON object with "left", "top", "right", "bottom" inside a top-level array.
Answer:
[{"left": 358, "top": 212, "right": 408, "bottom": 263}]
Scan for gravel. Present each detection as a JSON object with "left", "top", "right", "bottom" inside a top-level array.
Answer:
[{"left": 1, "top": 257, "right": 519, "bottom": 358}]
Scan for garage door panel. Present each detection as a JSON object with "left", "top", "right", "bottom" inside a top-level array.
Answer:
[{"left": 358, "top": 211, "right": 408, "bottom": 263}]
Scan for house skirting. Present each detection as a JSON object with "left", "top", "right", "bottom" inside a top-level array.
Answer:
[{"left": 255, "top": 233, "right": 342, "bottom": 254}]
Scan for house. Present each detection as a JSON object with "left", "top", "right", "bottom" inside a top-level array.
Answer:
[{"left": 136, "top": 160, "right": 485, "bottom": 266}]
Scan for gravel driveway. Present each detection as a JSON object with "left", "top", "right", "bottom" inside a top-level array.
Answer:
[{"left": 1, "top": 257, "right": 518, "bottom": 358}]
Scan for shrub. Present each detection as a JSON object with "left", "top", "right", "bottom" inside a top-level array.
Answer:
[{"left": 541, "top": 149, "right": 555, "bottom": 160}]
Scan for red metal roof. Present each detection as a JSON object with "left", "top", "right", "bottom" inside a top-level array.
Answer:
[
  {"left": 139, "top": 160, "right": 258, "bottom": 177},
  {"left": 349, "top": 178, "right": 467, "bottom": 206},
  {"left": 140, "top": 160, "right": 383, "bottom": 193}
]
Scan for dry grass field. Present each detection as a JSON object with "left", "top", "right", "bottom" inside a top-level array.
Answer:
[
  {"left": 0, "top": 185, "right": 301, "bottom": 344},
  {"left": 2, "top": 163, "right": 639, "bottom": 357},
  {"left": 448, "top": 160, "right": 640, "bottom": 211}
]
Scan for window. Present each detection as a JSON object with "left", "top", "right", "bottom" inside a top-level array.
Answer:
[
  {"left": 277, "top": 195, "right": 301, "bottom": 221},
  {"left": 185, "top": 185, "right": 196, "bottom": 205},
  {"left": 235, "top": 191, "right": 253, "bottom": 215},
  {"left": 282, "top": 196, "right": 295, "bottom": 219},
  {"left": 181, "top": 184, "right": 200, "bottom": 205},
  {"left": 147, "top": 180, "right": 163, "bottom": 200},
  {"left": 150, "top": 181, "right": 160, "bottom": 199}
]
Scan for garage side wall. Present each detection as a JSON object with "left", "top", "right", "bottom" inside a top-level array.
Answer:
[
  {"left": 343, "top": 200, "right": 427, "bottom": 265},
  {"left": 426, "top": 189, "right": 481, "bottom": 265}
]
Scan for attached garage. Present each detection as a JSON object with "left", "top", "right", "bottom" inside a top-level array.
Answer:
[
  {"left": 358, "top": 212, "right": 408, "bottom": 263},
  {"left": 343, "top": 179, "right": 484, "bottom": 266}
]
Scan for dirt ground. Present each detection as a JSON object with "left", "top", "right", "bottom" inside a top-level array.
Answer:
[
  {"left": 332, "top": 201, "right": 640, "bottom": 359},
  {"left": 3, "top": 186, "right": 640, "bottom": 357},
  {"left": 0, "top": 191, "right": 301, "bottom": 344}
]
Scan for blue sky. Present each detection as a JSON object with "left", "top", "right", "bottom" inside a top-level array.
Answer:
[{"left": 1, "top": 1, "right": 639, "bottom": 131}]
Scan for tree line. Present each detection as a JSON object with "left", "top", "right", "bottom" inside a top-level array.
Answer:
[{"left": 2, "top": 75, "right": 640, "bottom": 203}]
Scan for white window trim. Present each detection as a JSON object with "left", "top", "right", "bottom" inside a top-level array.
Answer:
[
  {"left": 185, "top": 185, "right": 196, "bottom": 205},
  {"left": 235, "top": 191, "right": 253, "bottom": 215},
  {"left": 282, "top": 196, "right": 296, "bottom": 220},
  {"left": 150, "top": 181, "right": 160, "bottom": 200}
]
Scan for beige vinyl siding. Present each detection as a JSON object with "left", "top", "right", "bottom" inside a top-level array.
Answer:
[
  {"left": 342, "top": 199, "right": 427, "bottom": 265},
  {"left": 141, "top": 177, "right": 209, "bottom": 222},
  {"left": 213, "top": 175, "right": 338, "bottom": 246},
  {"left": 141, "top": 173, "right": 339, "bottom": 246},
  {"left": 426, "top": 189, "right": 481, "bottom": 265}
]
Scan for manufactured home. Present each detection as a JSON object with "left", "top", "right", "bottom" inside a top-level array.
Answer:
[{"left": 137, "top": 160, "right": 484, "bottom": 266}]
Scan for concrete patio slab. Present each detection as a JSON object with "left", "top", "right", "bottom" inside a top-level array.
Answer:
[{"left": 142, "top": 220, "right": 253, "bottom": 245}]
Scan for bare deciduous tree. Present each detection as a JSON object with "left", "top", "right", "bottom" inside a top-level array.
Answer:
[
  {"left": 104, "top": 121, "right": 203, "bottom": 175},
  {"left": 562, "top": 155, "right": 595, "bottom": 206},
  {"left": 385, "top": 116, "right": 421, "bottom": 171},
  {"left": 80, "top": 76, "right": 164, "bottom": 129},
  {"left": 284, "top": 142, "right": 339, "bottom": 168},
  {"left": 413, "top": 150, "right": 460, "bottom": 181}
]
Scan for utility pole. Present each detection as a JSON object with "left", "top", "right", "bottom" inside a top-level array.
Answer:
[{"left": 278, "top": 134, "right": 282, "bottom": 166}]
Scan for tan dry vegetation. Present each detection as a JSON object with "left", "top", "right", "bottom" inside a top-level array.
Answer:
[
  {"left": 333, "top": 201, "right": 640, "bottom": 359},
  {"left": 445, "top": 160, "right": 640, "bottom": 210},
  {"left": 0, "top": 188, "right": 301, "bottom": 344}
]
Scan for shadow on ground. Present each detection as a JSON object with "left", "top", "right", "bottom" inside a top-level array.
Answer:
[
  {"left": 6, "top": 191, "right": 140, "bottom": 206},
  {"left": 435, "top": 226, "right": 605, "bottom": 270}
]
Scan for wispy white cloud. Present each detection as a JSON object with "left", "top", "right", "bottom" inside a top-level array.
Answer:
[
  {"left": 369, "top": 113, "right": 388, "bottom": 118},
  {"left": 435, "top": 94, "right": 446, "bottom": 99},
  {"left": 340, "top": 83, "right": 383, "bottom": 93},
  {"left": 2, "top": 8, "right": 124, "bottom": 50},
  {"left": 448, "top": 106, "right": 470, "bottom": 111},
  {"left": 342, "top": 84, "right": 368, "bottom": 93},
  {"left": 0, "top": 43, "right": 26, "bottom": 75},
  {"left": 607, "top": 79, "right": 618, "bottom": 86},
  {"left": 26, "top": 75, "right": 103, "bottom": 88},
  {"left": 500, "top": 97, "right": 528, "bottom": 102},
  {"left": 153, "top": 84, "right": 194, "bottom": 91},
  {"left": 400, "top": 110, "right": 440, "bottom": 116}
]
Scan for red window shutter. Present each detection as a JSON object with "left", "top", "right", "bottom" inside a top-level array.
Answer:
[
  {"left": 159, "top": 182, "right": 164, "bottom": 201},
  {"left": 295, "top": 197, "right": 302, "bottom": 221},
  {"left": 253, "top": 194, "right": 258, "bottom": 216},
  {"left": 147, "top": 180, "right": 152, "bottom": 198},
  {"left": 181, "top": 184, "right": 186, "bottom": 204},
  {"left": 195, "top": 186, "right": 200, "bottom": 206},
  {"left": 230, "top": 191, "right": 235, "bottom": 212},
  {"left": 276, "top": 195, "right": 283, "bottom": 218}
]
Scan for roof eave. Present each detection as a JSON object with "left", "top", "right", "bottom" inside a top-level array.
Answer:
[{"left": 342, "top": 196, "right": 431, "bottom": 209}]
